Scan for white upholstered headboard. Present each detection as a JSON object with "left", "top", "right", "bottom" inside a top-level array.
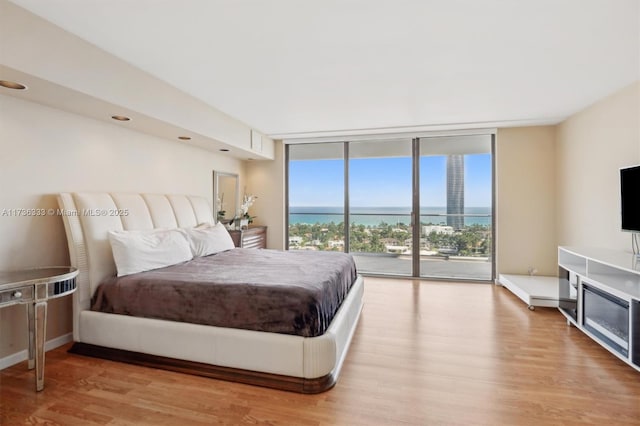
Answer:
[{"left": 58, "top": 193, "right": 214, "bottom": 340}]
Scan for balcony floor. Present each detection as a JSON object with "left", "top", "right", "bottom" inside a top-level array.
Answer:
[{"left": 352, "top": 253, "right": 493, "bottom": 281}]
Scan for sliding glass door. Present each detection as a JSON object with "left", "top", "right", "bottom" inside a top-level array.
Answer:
[
  {"left": 286, "top": 133, "right": 494, "bottom": 281},
  {"left": 348, "top": 139, "right": 413, "bottom": 276},
  {"left": 418, "top": 135, "right": 493, "bottom": 280},
  {"left": 288, "top": 143, "right": 345, "bottom": 252}
]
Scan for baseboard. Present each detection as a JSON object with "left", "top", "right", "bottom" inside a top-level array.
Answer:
[{"left": 0, "top": 333, "right": 73, "bottom": 370}]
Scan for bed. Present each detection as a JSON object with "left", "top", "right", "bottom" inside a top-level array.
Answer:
[{"left": 57, "top": 192, "right": 364, "bottom": 393}]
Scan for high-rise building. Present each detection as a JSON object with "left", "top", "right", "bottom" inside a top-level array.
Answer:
[{"left": 446, "top": 155, "right": 464, "bottom": 230}]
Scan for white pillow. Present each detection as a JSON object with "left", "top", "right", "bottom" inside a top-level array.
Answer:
[
  {"left": 108, "top": 228, "right": 193, "bottom": 277},
  {"left": 183, "top": 222, "right": 235, "bottom": 257}
]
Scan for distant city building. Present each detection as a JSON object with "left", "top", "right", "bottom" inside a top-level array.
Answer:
[
  {"left": 328, "top": 240, "right": 344, "bottom": 248},
  {"left": 404, "top": 238, "right": 430, "bottom": 249},
  {"left": 289, "top": 236, "right": 303, "bottom": 246},
  {"left": 381, "top": 238, "right": 400, "bottom": 246},
  {"left": 447, "top": 155, "right": 464, "bottom": 230},
  {"left": 423, "top": 225, "right": 454, "bottom": 235},
  {"left": 385, "top": 245, "right": 409, "bottom": 254}
]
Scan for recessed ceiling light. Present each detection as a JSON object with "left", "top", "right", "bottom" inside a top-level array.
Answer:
[
  {"left": 0, "top": 80, "right": 27, "bottom": 90},
  {"left": 111, "top": 115, "right": 131, "bottom": 121},
  {"left": 178, "top": 136, "right": 191, "bottom": 141},
  {"left": 219, "top": 148, "right": 230, "bottom": 152}
]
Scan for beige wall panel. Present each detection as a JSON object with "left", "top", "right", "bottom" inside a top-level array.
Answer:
[
  {"left": 556, "top": 81, "right": 640, "bottom": 251},
  {"left": 495, "top": 126, "right": 557, "bottom": 276},
  {"left": 245, "top": 141, "right": 286, "bottom": 250}
]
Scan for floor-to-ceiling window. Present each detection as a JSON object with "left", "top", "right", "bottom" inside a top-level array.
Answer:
[
  {"left": 287, "top": 143, "right": 346, "bottom": 252},
  {"left": 418, "top": 135, "right": 493, "bottom": 280},
  {"left": 348, "top": 139, "right": 413, "bottom": 276},
  {"left": 286, "top": 133, "right": 494, "bottom": 281}
]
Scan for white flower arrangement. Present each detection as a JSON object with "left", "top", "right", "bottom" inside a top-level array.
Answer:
[
  {"left": 239, "top": 193, "right": 258, "bottom": 222},
  {"left": 216, "top": 194, "right": 225, "bottom": 219}
]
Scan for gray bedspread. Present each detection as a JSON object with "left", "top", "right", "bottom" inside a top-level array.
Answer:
[{"left": 91, "top": 249, "right": 358, "bottom": 337}]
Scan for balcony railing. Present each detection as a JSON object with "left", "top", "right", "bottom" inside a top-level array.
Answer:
[
  {"left": 288, "top": 211, "right": 492, "bottom": 279},
  {"left": 288, "top": 213, "right": 491, "bottom": 251},
  {"left": 289, "top": 211, "right": 491, "bottom": 224}
]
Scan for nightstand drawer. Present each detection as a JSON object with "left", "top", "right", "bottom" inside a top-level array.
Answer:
[
  {"left": 228, "top": 226, "right": 267, "bottom": 249},
  {"left": 243, "top": 234, "right": 265, "bottom": 249}
]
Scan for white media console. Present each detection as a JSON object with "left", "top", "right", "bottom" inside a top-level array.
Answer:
[{"left": 558, "top": 246, "right": 640, "bottom": 372}]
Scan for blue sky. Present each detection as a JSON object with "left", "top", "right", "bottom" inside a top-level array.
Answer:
[{"left": 289, "top": 153, "right": 492, "bottom": 207}]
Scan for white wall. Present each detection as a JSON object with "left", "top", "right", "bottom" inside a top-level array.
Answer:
[
  {"left": 556, "top": 81, "right": 640, "bottom": 250},
  {"left": 0, "top": 94, "right": 243, "bottom": 359}
]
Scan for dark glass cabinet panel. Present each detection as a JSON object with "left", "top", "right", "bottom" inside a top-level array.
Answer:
[
  {"left": 558, "top": 266, "right": 577, "bottom": 321},
  {"left": 583, "top": 284, "right": 629, "bottom": 357}
]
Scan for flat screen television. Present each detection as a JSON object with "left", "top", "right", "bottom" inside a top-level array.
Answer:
[{"left": 620, "top": 165, "right": 640, "bottom": 232}]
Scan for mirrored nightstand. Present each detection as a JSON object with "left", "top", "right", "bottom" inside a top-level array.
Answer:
[{"left": 0, "top": 267, "right": 78, "bottom": 391}]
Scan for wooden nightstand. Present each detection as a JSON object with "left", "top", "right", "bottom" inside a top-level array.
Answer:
[{"left": 228, "top": 226, "right": 267, "bottom": 249}]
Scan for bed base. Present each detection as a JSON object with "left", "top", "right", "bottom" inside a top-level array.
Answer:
[{"left": 69, "top": 342, "right": 337, "bottom": 394}]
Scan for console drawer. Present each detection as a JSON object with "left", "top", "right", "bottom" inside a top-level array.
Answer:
[{"left": 0, "top": 285, "right": 34, "bottom": 307}]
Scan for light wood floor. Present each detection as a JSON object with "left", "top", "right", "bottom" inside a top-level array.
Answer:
[{"left": 2, "top": 278, "right": 640, "bottom": 425}]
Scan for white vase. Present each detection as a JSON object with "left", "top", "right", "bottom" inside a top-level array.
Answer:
[{"left": 240, "top": 218, "right": 249, "bottom": 229}]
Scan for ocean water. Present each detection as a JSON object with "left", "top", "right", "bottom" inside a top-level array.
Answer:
[{"left": 289, "top": 206, "right": 492, "bottom": 227}]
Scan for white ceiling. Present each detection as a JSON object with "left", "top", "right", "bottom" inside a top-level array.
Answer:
[{"left": 9, "top": 0, "right": 640, "bottom": 138}]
